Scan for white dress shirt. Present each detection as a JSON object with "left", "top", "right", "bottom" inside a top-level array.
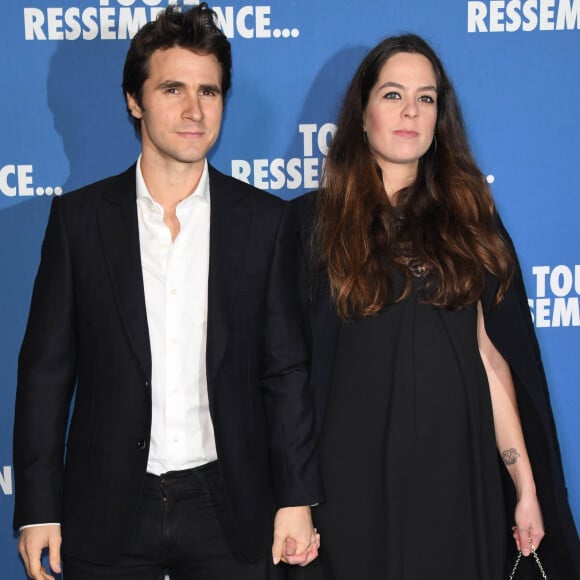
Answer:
[{"left": 136, "top": 157, "right": 217, "bottom": 475}]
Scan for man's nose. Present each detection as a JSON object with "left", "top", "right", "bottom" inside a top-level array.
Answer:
[{"left": 183, "top": 95, "right": 202, "bottom": 120}]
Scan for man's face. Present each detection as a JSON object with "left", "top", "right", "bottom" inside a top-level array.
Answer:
[{"left": 127, "top": 46, "right": 223, "bottom": 169}]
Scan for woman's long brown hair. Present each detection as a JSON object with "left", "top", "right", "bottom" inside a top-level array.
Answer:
[{"left": 315, "top": 34, "right": 514, "bottom": 320}]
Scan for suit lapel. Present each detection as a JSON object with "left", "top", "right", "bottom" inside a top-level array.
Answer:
[
  {"left": 97, "top": 166, "right": 152, "bottom": 380},
  {"left": 206, "top": 166, "right": 250, "bottom": 386}
]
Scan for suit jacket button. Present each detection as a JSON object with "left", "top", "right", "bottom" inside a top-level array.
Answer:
[{"left": 137, "top": 439, "right": 146, "bottom": 449}]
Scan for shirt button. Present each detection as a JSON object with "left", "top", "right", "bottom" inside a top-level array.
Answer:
[{"left": 137, "top": 439, "right": 146, "bottom": 450}]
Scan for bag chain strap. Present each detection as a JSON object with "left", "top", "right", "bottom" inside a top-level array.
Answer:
[{"left": 508, "top": 549, "right": 548, "bottom": 580}]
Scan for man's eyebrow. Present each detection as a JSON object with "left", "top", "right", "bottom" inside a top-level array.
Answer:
[
  {"left": 157, "top": 80, "right": 186, "bottom": 90},
  {"left": 156, "top": 80, "right": 222, "bottom": 94},
  {"left": 199, "top": 83, "right": 222, "bottom": 95}
]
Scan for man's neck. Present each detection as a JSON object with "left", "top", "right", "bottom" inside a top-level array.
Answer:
[{"left": 140, "top": 154, "right": 206, "bottom": 211}]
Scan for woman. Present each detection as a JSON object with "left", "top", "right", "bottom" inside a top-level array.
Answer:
[{"left": 290, "top": 34, "right": 580, "bottom": 579}]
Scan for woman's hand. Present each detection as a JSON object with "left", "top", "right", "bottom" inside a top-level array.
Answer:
[{"left": 511, "top": 492, "right": 545, "bottom": 556}]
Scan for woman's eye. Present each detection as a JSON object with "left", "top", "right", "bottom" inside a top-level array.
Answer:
[
  {"left": 384, "top": 92, "right": 401, "bottom": 100},
  {"left": 419, "top": 95, "right": 435, "bottom": 103}
]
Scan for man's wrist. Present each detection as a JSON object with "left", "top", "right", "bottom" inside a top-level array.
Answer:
[{"left": 19, "top": 523, "right": 61, "bottom": 532}]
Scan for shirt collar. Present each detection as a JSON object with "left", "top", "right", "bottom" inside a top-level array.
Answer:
[{"left": 135, "top": 155, "right": 211, "bottom": 209}]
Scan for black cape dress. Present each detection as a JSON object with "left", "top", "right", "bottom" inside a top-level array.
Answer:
[
  {"left": 317, "top": 282, "right": 506, "bottom": 579},
  {"left": 288, "top": 192, "right": 580, "bottom": 580}
]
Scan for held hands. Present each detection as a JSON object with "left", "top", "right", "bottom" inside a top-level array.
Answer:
[
  {"left": 272, "top": 506, "right": 320, "bottom": 567},
  {"left": 511, "top": 492, "right": 545, "bottom": 556},
  {"left": 18, "top": 525, "right": 62, "bottom": 580}
]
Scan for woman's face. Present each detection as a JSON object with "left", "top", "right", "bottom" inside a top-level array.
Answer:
[{"left": 363, "top": 52, "right": 438, "bottom": 180}]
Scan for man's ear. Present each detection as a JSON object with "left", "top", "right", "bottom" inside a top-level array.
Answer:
[{"left": 126, "top": 93, "right": 143, "bottom": 120}]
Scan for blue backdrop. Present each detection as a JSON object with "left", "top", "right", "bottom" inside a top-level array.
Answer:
[{"left": 1, "top": 1, "right": 579, "bottom": 576}]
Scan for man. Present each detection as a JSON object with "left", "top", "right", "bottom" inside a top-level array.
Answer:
[{"left": 13, "top": 4, "right": 321, "bottom": 579}]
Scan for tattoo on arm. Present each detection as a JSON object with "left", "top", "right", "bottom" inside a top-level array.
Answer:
[{"left": 502, "top": 448, "right": 521, "bottom": 466}]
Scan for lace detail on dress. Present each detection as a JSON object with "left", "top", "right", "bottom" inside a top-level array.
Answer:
[
  {"left": 392, "top": 241, "right": 430, "bottom": 279},
  {"left": 397, "top": 254, "right": 430, "bottom": 278},
  {"left": 388, "top": 209, "right": 431, "bottom": 282}
]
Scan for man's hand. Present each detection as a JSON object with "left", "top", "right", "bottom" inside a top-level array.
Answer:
[
  {"left": 18, "top": 525, "right": 62, "bottom": 580},
  {"left": 272, "top": 506, "right": 320, "bottom": 567}
]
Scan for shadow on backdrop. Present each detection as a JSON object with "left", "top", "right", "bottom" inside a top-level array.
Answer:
[
  {"left": 47, "top": 37, "right": 140, "bottom": 193},
  {"left": 281, "top": 45, "right": 369, "bottom": 200}
]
